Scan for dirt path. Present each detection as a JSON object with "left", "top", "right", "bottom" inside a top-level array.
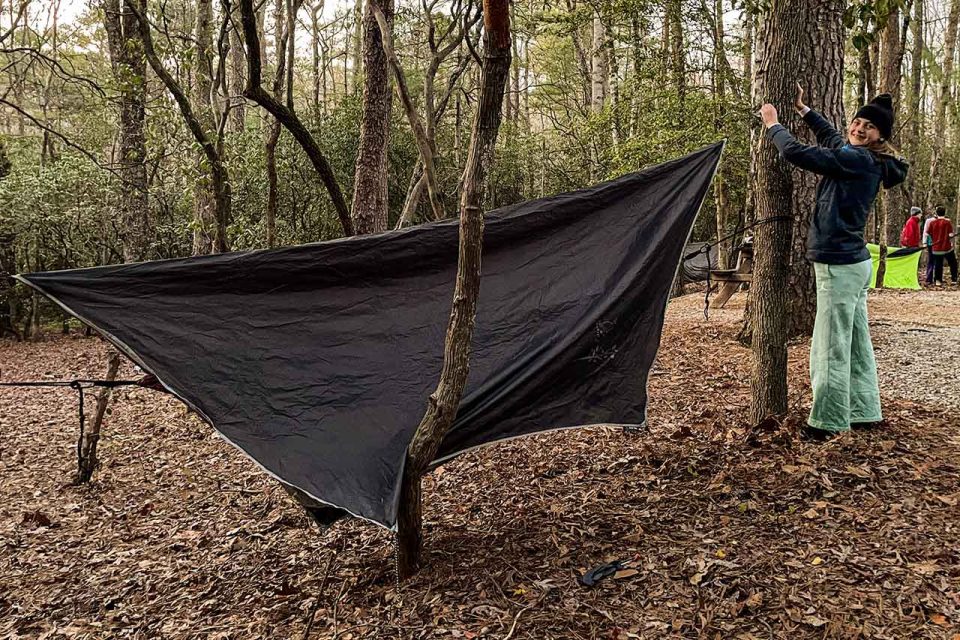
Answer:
[{"left": 1, "top": 291, "right": 958, "bottom": 639}]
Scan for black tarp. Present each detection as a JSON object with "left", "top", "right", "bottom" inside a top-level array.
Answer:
[{"left": 17, "top": 142, "right": 723, "bottom": 529}]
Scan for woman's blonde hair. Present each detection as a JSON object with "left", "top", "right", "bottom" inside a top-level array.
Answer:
[{"left": 867, "top": 139, "right": 901, "bottom": 158}]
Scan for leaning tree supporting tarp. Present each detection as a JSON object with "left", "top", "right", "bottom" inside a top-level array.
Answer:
[{"left": 17, "top": 142, "right": 723, "bottom": 530}]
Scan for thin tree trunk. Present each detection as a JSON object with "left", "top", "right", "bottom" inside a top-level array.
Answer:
[
  {"left": 127, "top": 0, "right": 231, "bottom": 255},
  {"left": 395, "top": 0, "right": 511, "bottom": 579},
  {"left": 240, "top": 0, "right": 353, "bottom": 236},
  {"left": 75, "top": 352, "right": 121, "bottom": 484},
  {"left": 371, "top": 2, "right": 444, "bottom": 222},
  {"left": 906, "top": 0, "right": 923, "bottom": 200}
]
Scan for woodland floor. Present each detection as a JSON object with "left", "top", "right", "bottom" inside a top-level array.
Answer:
[{"left": 1, "top": 288, "right": 958, "bottom": 640}]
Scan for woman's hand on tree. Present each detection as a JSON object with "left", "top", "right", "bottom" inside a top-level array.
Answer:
[
  {"left": 795, "top": 83, "right": 808, "bottom": 112},
  {"left": 759, "top": 104, "right": 779, "bottom": 128}
]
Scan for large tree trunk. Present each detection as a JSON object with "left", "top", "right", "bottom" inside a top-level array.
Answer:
[
  {"left": 104, "top": 0, "right": 151, "bottom": 262},
  {"left": 351, "top": 0, "right": 394, "bottom": 234},
  {"left": 750, "top": 0, "right": 838, "bottom": 424},
  {"left": 395, "top": 0, "right": 511, "bottom": 579},
  {"left": 876, "top": 5, "right": 906, "bottom": 287},
  {"left": 927, "top": 0, "right": 960, "bottom": 209},
  {"left": 786, "top": 1, "right": 846, "bottom": 337}
]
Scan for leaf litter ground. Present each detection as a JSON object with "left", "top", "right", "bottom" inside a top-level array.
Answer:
[{"left": 1, "top": 290, "right": 958, "bottom": 639}]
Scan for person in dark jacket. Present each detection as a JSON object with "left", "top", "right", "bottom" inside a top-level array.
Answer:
[{"left": 759, "top": 87, "right": 908, "bottom": 436}]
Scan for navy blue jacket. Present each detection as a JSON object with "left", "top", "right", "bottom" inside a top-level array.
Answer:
[{"left": 767, "top": 110, "right": 908, "bottom": 264}]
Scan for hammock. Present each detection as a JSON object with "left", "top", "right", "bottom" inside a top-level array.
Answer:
[{"left": 17, "top": 142, "right": 724, "bottom": 529}]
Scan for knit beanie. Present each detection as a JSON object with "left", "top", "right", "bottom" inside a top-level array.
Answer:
[
  {"left": 910, "top": 206, "right": 922, "bottom": 215},
  {"left": 854, "top": 94, "right": 894, "bottom": 140}
]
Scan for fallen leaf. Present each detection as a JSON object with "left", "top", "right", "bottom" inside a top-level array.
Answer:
[
  {"left": 689, "top": 572, "right": 704, "bottom": 586},
  {"left": 811, "top": 557, "right": 823, "bottom": 566},
  {"left": 930, "top": 614, "right": 948, "bottom": 626},
  {"left": 802, "top": 615, "right": 827, "bottom": 628},
  {"left": 613, "top": 568, "right": 639, "bottom": 580}
]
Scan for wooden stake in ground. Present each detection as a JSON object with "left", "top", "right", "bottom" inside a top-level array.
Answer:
[
  {"left": 75, "top": 351, "right": 121, "bottom": 484},
  {"left": 395, "top": 0, "right": 512, "bottom": 579}
]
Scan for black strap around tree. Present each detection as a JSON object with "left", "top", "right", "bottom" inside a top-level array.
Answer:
[
  {"left": 0, "top": 378, "right": 144, "bottom": 469},
  {"left": 682, "top": 215, "right": 793, "bottom": 319}
]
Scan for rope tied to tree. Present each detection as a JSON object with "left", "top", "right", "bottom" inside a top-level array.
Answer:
[
  {"left": 0, "top": 378, "right": 145, "bottom": 470},
  {"left": 682, "top": 215, "right": 794, "bottom": 319}
]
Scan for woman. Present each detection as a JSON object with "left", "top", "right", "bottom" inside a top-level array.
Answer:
[{"left": 759, "top": 87, "right": 908, "bottom": 436}]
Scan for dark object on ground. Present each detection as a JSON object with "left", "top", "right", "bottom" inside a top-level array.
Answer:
[
  {"left": 16, "top": 143, "right": 724, "bottom": 529},
  {"left": 578, "top": 560, "right": 627, "bottom": 587},
  {"left": 801, "top": 424, "right": 841, "bottom": 441}
]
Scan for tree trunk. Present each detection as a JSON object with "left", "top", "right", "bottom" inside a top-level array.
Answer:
[
  {"left": 566, "top": 0, "right": 591, "bottom": 107},
  {"left": 876, "top": 5, "right": 905, "bottom": 287},
  {"left": 906, "top": 0, "right": 923, "bottom": 200},
  {"left": 75, "top": 352, "right": 121, "bottom": 484},
  {"left": 711, "top": 0, "right": 730, "bottom": 268},
  {"left": 104, "top": 0, "right": 151, "bottom": 262},
  {"left": 395, "top": 0, "right": 511, "bottom": 579},
  {"left": 0, "top": 232, "right": 19, "bottom": 340},
  {"left": 669, "top": 0, "right": 685, "bottom": 125},
  {"left": 229, "top": 12, "right": 247, "bottom": 132},
  {"left": 749, "top": 0, "right": 816, "bottom": 424},
  {"left": 371, "top": 2, "right": 444, "bottom": 222},
  {"left": 786, "top": 1, "right": 846, "bottom": 337},
  {"left": 590, "top": 13, "right": 607, "bottom": 113},
  {"left": 192, "top": 0, "right": 221, "bottom": 255},
  {"left": 927, "top": 0, "right": 960, "bottom": 209},
  {"left": 351, "top": 0, "right": 394, "bottom": 234}
]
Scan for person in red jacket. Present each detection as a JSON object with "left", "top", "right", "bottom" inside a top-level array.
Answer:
[
  {"left": 899, "top": 206, "right": 922, "bottom": 248},
  {"left": 928, "top": 205, "right": 958, "bottom": 285}
]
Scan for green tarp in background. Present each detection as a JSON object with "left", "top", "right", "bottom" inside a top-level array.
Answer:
[{"left": 867, "top": 243, "right": 922, "bottom": 290}]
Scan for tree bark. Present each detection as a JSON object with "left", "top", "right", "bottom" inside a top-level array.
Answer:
[
  {"left": 876, "top": 5, "right": 905, "bottom": 287},
  {"left": 905, "top": 0, "right": 923, "bottom": 200},
  {"left": 927, "top": 0, "right": 960, "bottom": 209},
  {"left": 786, "top": 1, "right": 846, "bottom": 337},
  {"left": 351, "top": 0, "right": 394, "bottom": 234},
  {"left": 750, "top": 0, "right": 836, "bottom": 424},
  {"left": 104, "top": 0, "right": 151, "bottom": 262},
  {"left": 395, "top": 0, "right": 511, "bottom": 579}
]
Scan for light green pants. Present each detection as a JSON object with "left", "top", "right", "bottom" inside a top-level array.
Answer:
[{"left": 808, "top": 260, "right": 882, "bottom": 432}]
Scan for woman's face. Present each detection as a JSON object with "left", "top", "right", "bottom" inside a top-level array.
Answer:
[{"left": 847, "top": 117, "right": 881, "bottom": 146}]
